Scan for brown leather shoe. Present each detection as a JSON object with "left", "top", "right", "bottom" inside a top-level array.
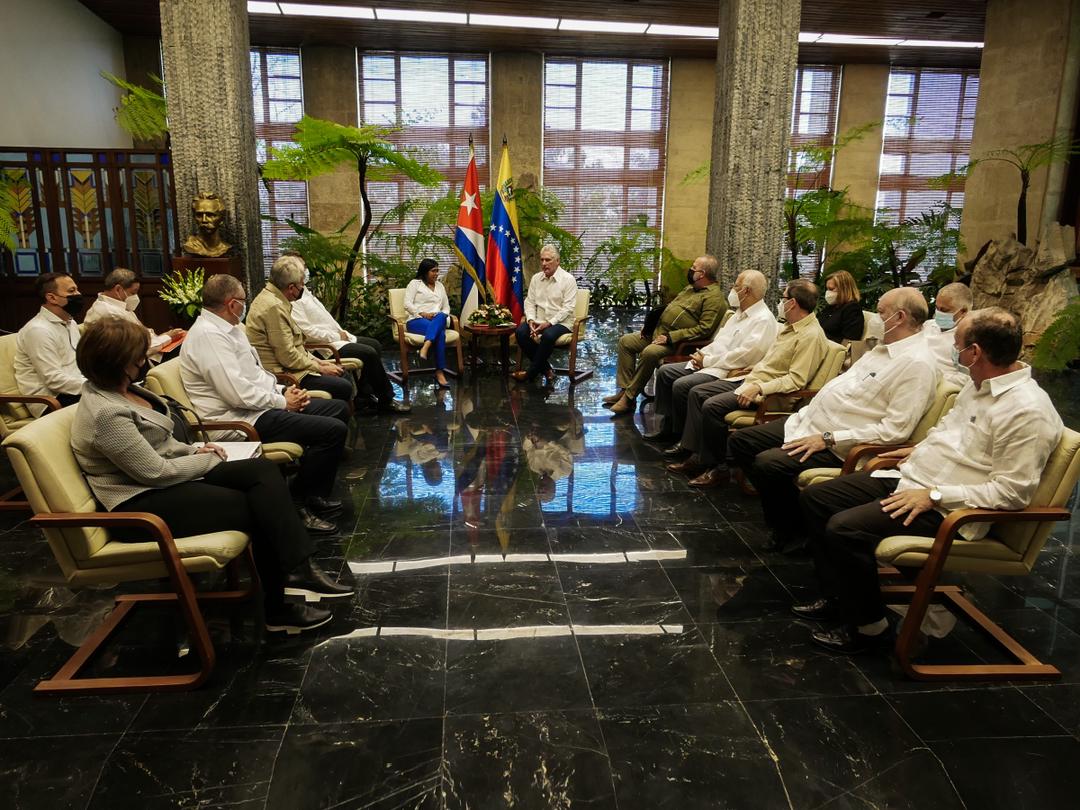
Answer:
[
  {"left": 609, "top": 395, "right": 636, "bottom": 416},
  {"left": 666, "top": 459, "right": 707, "bottom": 477},
  {"left": 602, "top": 391, "right": 624, "bottom": 405},
  {"left": 511, "top": 370, "right": 529, "bottom": 382},
  {"left": 688, "top": 467, "right": 730, "bottom": 489},
  {"left": 544, "top": 370, "right": 557, "bottom": 385}
]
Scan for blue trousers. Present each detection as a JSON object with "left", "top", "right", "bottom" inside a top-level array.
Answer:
[
  {"left": 407, "top": 312, "right": 449, "bottom": 369},
  {"left": 515, "top": 322, "right": 570, "bottom": 380}
]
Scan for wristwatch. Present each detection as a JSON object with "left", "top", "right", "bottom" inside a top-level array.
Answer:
[
  {"left": 929, "top": 488, "right": 943, "bottom": 505},
  {"left": 822, "top": 431, "right": 835, "bottom": 448}
]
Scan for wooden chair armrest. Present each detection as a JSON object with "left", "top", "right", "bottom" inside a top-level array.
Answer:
[
  {"left": 0, "top": 393, "right": 62, "bottom": 412},
  {"left": 672, "top": 338, "right": 709, "bottom": 355},
  {"left": 663, "top": 355, "right": 692, "bottom": 365},
  {"left": 863, "top": 456, "right": 901, "bottom": 473},
  {"left": 841, "top": 443, "right": 912, "bottom": 475},
  {"left": 914, "top": 507, "right": 1073, "bottom": 570},
  {"left": 275, "top": 372, "right": 300, "bottom": 388},
  {"left": 450, "top": 315, "right": 461, "bottom": 331},
  {"left": 194, "top": 420, "right": 260, "bottom": 441},
  {"left": 305, "top": 342, "right": 343, "bottom": 363}
]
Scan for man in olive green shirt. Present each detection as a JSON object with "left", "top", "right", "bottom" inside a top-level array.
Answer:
[
  {"left": 668, "top": 279, "right": 829, "bottom": 488},
  {"left": 606, "top": 254, "right": 727, "bottom": 416}
]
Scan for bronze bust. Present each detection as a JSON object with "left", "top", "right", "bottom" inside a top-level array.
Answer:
[{"left": 182, "top": 192, "right": 233, "bottom": 258}]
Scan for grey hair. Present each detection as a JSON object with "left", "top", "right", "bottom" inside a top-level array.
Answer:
[
  {"left": 103, "top": 267, "right": 137, "bottom": 290},
  {"left": 884, "top": 287, "right": 929, "bottom": 327},
  {"left": 697, "top": 255, "right": 719, "bottom": 281},
  {"left": 202, "top": 273, "right": 245, "bottom": 309},
  {"left": 270, "top": 254, "right": 306, "bottom": 290},
  {"left": 937, "top": 282, "right": 973, "bottom": 311},
  {"left": 737, "top": 269, "right": 767, "bottom": 299},
  {"left": 540, "top": 243, "right": 560, "bottom": 260}
]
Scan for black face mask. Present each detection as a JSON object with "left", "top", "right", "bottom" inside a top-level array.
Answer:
[
  {"left": 128, "top": 360, "right": 150, "bottom": 386},
  {"left": 60, "top": 293, "right": 84, "bottom": 316},
  {"left": 686, "top": 268, "right": 696, "bottom": 285}
]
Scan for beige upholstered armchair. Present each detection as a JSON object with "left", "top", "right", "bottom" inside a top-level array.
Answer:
[
  {"left": 665, "top": 309, "right": 734, "bottom": 366},
  {"left": 870, "top": 427, "right": 1080, "bottom": 681},
  {"left": 796, "top": 378, "right": 963, "bottom": 490},
  {"left": 0, "top": 333, "right": 62, "bottom": 511},
  {"left": 387, "top": 288, "right": 465, "bottom": 384},
  {"left": 514, "top": 289, "right": 594, "bottom": 385},
  {"left": 144, "top": 359, "right": 304, "bottom": 466},
  {"left": 2, "top": 406, "right": 256, "bottom": 694}
]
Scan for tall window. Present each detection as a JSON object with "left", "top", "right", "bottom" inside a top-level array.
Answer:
[
  {"left": 787, "top": 65, "right": 842, "bottom": 197},
  {"left": 543, "top": 57, "right": 670, "bottom": 277},
  {"left": 251, "top": 46, "right": 308, "bottom": 275},
  {"left": 358, "top": 51, "right": 489, "bottom": 266},
  {"left": 876, "top": 68, "right": 979, "bottom": 224}
]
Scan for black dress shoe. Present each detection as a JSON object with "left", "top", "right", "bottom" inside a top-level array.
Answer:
[
  {"left": 810, "top": 625, "right": 894, "bottom": 655},
  {"left": 790, "top": 597, "right": 842, "bottom": 621},
  {"left": 306, "top": 496, "right": 343, "bottom": 516},
  {"left": 762, "top": 531, "right": 802, "bottom": 553},
  {"left": 380, "top": 399, "right": 412, "bottom": 414},
  {"left": 284, "top": 559, "right": 355, "bottom": 602},
  {"left": 298, "top": 508, "right": 338, "bottom": 535},
  {"left": 661, "top": 445, "right": 691, "bottom": 460},
  {"left": 642, "top": 430, "right": 676, "bottom": 443},
  {"left": 265, "top": 602, "right": 332, "bottom": 634}
]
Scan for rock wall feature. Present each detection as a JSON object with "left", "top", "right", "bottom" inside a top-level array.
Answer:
[
  {"left": 705, "top": 0, "right": 801, "bottom": 290},
  {"left": 160, "top": 0, "right": 263, "bottom": 292},
  {"left": 970, "top": 229, "right": 1079, "bottom": 358}
]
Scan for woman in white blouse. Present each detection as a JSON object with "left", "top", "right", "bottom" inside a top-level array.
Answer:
[{"left": 404, "top": 258, "right": 452, "bottom": 387}]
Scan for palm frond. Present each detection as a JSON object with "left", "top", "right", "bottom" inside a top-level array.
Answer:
[{"left": 102, "top": 72, "right": 168, "bottom": 141}]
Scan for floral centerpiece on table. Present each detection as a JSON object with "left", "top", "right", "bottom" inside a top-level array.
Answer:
[
  {"left": 467, "top": 303, "right": 515, "bottom": 327},
  {"left": 159, "top": 266, "right": 205, "bottom": 321}
]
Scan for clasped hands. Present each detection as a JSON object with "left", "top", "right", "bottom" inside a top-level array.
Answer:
[
  {"left": 527, "top": 319, "right": 552, "bottom": 340},
  {"left": 284, "top": 385, "right": 312, "bottom": 413}
]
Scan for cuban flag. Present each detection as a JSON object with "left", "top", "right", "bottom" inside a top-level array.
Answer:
[
  {"left": 454, "top": 145, "right": 486, "bottom": 324},
  {"left": 485, "top": 142, "right": 525, "bottom": 323}
]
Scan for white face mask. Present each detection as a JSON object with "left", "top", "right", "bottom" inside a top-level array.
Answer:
[
  {"left": 777, "top": 299, "right": 790, "bottom": 322},
  {"left": 124, "top": 293, "right": 140, "bottom": 312},
  {"left": 881, "top": 311, "right": 903, "bottom": 336},
  {"left": 824, "top": 290, "right": 838, "bottom": 306},
  {"left": 727, "top": 289, "right": 740, "bottom": 309}
]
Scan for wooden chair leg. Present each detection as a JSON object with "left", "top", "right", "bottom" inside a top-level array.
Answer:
[
  {"left": 388, "top": 338, "right": 410, "bottom": 386},
  {"left": 0, "top": 485, "right": 30, "bottom": 512}
]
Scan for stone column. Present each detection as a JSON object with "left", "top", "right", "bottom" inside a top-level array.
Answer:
[
  {"left": 159, "top": 0, "right": 263, "bottom": 292},
  {"left": 960, "top": 0, "right": 1080, "bottom": 260},
  {"left": 302, "top": 46, "right": 361, "bottom": 238},
  {"left": 830, "top": 65, "right": 888, "bottom": 215},
  {"left": 705, "top": 0, "right": 801, "bottom": 291}
]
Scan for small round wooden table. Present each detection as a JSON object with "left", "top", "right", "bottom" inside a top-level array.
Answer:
[{"left": 463, "top": 323, "right": 517, "bottom": 376}]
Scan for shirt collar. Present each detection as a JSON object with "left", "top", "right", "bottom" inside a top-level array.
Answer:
[
  {"left": 883, "top": 330, "right": 928, "bottom": 358},
  {"left": 985, "top": 363, "right": 1032, "bottom": 397},
  {"left": 95, "top": 293, "right": 126, "bottom": 311},
  {"left": 788, "top": 312, "right": 818, "bottom": 332},
  {"left": 739, "top": 299, "right": 768, "bottom": 319},
  {"left": 199, "top": 308, "right": 243, "bottom": 336},
  {"left": 37, "top": 306, "right": 73, "bottom": 326},
  {"left": 264, "top": 284, "right": 290, "bottom": 305}
]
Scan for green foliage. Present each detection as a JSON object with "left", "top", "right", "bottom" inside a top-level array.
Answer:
[
  {"left": 0, "top": 173, "right": 16, "bottom": 252},
  {"left": 261, "top": 115, "right": 444, "bottom": 322},
  {"left": 158, "top": 266, "right": 204, "bottom": 320},
  {"left": 784, "top": 188, "right": 873, "bottom": 282},
  {"left": 1032, "top": 299, "right": 1080, "bottom": 371},
  {"left": 578, "top": 215, "right": 674, "bottom": 308},
  {"left": 101, "top": 72, "right": 168, "bottom": 141}
]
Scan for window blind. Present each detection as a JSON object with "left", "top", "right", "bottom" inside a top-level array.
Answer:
[
  {"left": 251, "top": 46, "right": 308, "bottom": 276},
  {"left": 876, "top": 68, "right": 979, "bottom": 224},
  {"left": 358, "top": 51, "right": 489, "bottom": 271},
  {"left": 542, "top": 57, "right": 670, "bottom": 279}
]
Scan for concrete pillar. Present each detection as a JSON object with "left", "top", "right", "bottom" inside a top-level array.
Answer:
[
  {"left": 830, "top": 65, "right": 888, "bottom": 215},
  {"left": 961, "top": 0, "right": 1080, "bottom": 259},
  {"left": 301, "top": 46, "right": 361, "bottom": 237},
  {"left": 159, "top": 0, "right": 263, "bottom": 291},
  {"left": 663, "top": 58, "right": 716, "bottom": 269},
  {"left": 706, "top": 0, "right": 801, "bottom": 290},
  {"left": 490, "top": 52, "right": 543, "bottom": 191}
]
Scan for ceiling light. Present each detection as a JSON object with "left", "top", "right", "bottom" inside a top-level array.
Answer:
[
  {"left": 375, "top": 8, "right": 466, "bottom": 24},
  {"left": 646, "top": 24, "right": 719, "bottom": 38},
  {"left": 469, "top": 13, "right": 559, "bottom": 30},
  {"left": 900, "top": 39, "right": 983, "bottom": 48},
  {"left": 559, "top": 19, "right": 649, "bottom": 34},
  {"left": 247, "top": 1, "right": 281, "bottom": 13},
  {"left": 278, "top": 3, "right": 374, "bottom": 19},
  {"left": 815, "top": 33, "right": 904, "bottom": 46}
]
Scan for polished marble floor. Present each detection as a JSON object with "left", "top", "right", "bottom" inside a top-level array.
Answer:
[{"left": 1, "top": 314, "right": 1079, "bottom": 809}]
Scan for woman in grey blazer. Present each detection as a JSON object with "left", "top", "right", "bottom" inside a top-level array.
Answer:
[{"left": 71, "top": 318, "right": 352, "bottom": 635}]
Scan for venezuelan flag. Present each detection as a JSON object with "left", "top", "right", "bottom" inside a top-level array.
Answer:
[{"left": 485, "top": 143, "right": 524, "bottom": 323}]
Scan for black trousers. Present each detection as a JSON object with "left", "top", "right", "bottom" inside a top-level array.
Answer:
[
  {"left": 56, "top": 393, "right": 80, "bottom": 407},
  {"left": 338, "top": 338, "right": 396, "bottom": 402},
  {"left": 300, "top": 370, "right": 355, "bottom": 404},
  {"left": 515, "top": 322, "right": 570, "bottom": 379},
  {"left": 799, "top": 472, "right": 943, "bottom": 626},
  {"left": 728, "top": 416, "right": 842, "bottom": 538},
  {"left": 254, "top": 399, "right": 348, "bottom": 500},
  {"left": 699, "top": 390, "right": 746, "bottom": 467},
  {"left": 116, "top": 458, "right": 315, "bottom": 607}
]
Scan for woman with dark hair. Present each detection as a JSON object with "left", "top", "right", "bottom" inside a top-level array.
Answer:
[
  {"left": 69, "top": 318, "right": 352, "bottom": 635},
  {"left": 819, "top": 270, "right": 865, "bottom": 344},
  {"left": 404, "top": 258, "right": 452, "bottom": 387}
]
